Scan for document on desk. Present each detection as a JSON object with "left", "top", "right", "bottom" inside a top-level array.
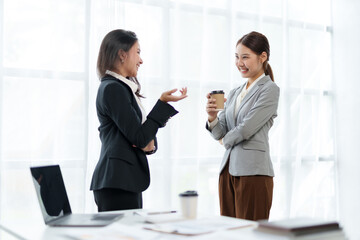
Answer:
[
  {"left": 65, "top": 224, "right": 160, "bottom": 240},
  {"left": 135, "top": 211, "right": 185, "bottom": 224},
  {"left": 143, "top": 216, "right": 254, "bottom": 236}
]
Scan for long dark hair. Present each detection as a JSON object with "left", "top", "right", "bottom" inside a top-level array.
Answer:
[
  {"left": 97, "top": 29, "right": 143, "bottom": 97},
  {"left": 237, "top": 31, "right": 274, "bottom": 82}
]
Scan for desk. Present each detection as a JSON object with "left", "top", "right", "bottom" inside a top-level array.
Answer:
[
  {"left": 0, "top": 225, "right": 23, "bottom": 240},
  {"left": 0, "top": 210, "right": 345, "bottom": 240}
]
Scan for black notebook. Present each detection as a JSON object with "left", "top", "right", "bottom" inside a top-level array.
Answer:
[{"left": 257, "top": 217, "right": 341, "bottom": 236}]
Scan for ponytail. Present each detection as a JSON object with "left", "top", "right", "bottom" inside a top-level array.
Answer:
[{"left": 264, "top": 62, "right": 274, "bottom": 82}]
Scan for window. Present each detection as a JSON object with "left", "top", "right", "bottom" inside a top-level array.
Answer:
[
  {"left": 0, "top": 0, "right": 335, "bottom": 226},
  {"left": 0, "top": 0, "right": 88, "bottom": 225}
]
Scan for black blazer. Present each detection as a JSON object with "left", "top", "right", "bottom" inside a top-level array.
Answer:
[{"left": 90, "top": 75, "right": 178, "bottom": 193}]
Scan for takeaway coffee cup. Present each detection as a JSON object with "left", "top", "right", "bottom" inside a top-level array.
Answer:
[
  {"left": 179, "top": 190, "right": 198, "bottom": 219},
  {"left": 210, "top": 90, "right": 225, "bottom": 110}
]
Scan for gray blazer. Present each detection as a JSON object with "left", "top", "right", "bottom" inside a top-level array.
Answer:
[{"left": 207, "top": 75, "right": 279, "bottom": 176}]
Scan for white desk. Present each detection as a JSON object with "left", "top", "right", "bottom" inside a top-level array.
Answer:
[{"left": 0, "top": 210, "right": 346, "bottom": 240}]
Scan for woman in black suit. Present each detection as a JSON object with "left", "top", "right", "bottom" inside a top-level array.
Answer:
[{"left": 90, "top": 29, "right": 187, "bottom": 212}]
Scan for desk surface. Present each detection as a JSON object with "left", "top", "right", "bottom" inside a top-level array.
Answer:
[{"left": 0, "top": 210, "right": 346, "bottom": 240}]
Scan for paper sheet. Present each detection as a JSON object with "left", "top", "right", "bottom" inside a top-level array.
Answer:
[
  {"left": 64, "top": 224, "right": 160, "bottom": 240},
  {"left": 143, "top": 216, "right": 254, "bottom": 236}
]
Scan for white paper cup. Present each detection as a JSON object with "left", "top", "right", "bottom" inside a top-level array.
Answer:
[{"left": 179, "top": 190, "right": 198, "bottom": 219}]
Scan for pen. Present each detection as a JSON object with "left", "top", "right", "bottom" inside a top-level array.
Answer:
[{"left": 147, "top": 210, "right": 177, "bottom": 215}]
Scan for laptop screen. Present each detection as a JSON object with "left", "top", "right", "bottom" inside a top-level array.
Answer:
[{"left": 30, "top": 165, "right": 72, "bottom": 224}]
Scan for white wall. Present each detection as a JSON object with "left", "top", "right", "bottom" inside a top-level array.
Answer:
[{"left": 333, "top": 0, "right": 360, "bottom": 239}]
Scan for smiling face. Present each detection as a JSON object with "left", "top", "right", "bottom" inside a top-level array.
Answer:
[
  {"left": 235, "top": 43, "right": 267, "bottom": 82},
  {"left": 120, "top": 41, "right": 143, "bottom": 77}
]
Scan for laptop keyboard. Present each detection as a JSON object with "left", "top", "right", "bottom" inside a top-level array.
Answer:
[{"left": 90, "top": 214, "right": 123, "bottom": 221}]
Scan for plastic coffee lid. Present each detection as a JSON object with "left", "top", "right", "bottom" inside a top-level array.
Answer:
[
  {"left": 210, "top": 90, "right": 224, "bottom": 94},
  {"left": 179, "top": 190, "right": 198, "bottom": 197}
]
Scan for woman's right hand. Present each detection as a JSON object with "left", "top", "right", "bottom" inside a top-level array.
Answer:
[
  {"left": 206, "top": 93, "right": 227, "bottom": 122},
  {"left": 142, "top": 140, "right": 155, "bottom": 152},
  {"left": 206, "top": 93, "right": 218, "bottom": 122},
  {"left": 132, "top": 140, "right": 155, "bottom": 152}
]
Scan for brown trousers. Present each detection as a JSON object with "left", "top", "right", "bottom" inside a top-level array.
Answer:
[{"left": 219, "top": 160, "right": 273, "bottom": 220}]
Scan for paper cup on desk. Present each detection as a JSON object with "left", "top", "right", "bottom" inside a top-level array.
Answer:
[
  {"left": 179, "top": 190, "right": 198, "bottom": 219},
  {"left": 210, "top": 90, "right": 225, "bottom": 111}
]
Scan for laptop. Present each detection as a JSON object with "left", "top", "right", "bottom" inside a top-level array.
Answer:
[{"left": 30, "top": 165, "right": 123, "bottom": 227}]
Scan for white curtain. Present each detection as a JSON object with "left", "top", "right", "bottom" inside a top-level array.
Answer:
[
  {"left": 333, "top": 0, "right": 360, "bottom": 239},
  {"left": 0, "top": 0, "right": 336, "bottom": 228}
]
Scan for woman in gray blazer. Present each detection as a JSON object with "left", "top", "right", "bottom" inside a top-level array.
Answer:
[
  {"left": 206, "top": 31, "right": 279, "bottom": 220},
  {"left": 90, "top": 29, "right": 187, "bottom": 212}
]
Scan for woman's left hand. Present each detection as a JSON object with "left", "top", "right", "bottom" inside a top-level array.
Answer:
[{"left": 160, "top": 87, "right": 188, "bottom": 103}]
